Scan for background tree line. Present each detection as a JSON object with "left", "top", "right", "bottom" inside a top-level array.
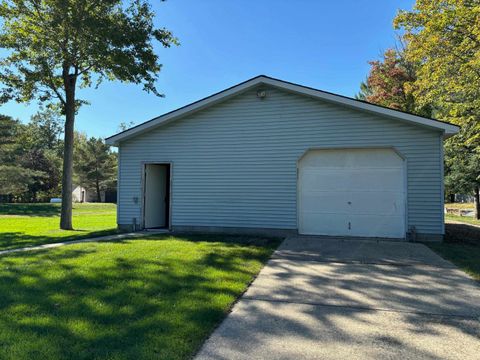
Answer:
[
  {"left": 0, "top": 110, "right": 117, "bottom": 203},
  {"left": 357, "top": 0, "right": 480, "bottom": 219},
  {"left": 0, "top": 0, "right": 175, "bottom": 229}
]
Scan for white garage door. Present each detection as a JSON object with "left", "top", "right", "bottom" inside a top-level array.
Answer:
[{"left": 298, "top": 148, "right": 405, "bottom": 238}]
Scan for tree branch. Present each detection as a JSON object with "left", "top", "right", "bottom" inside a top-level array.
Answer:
[
  {"left": 77, "top": 63, "right": 96, "bottom": 76},
  {"left": 444, "top": 25, "right": 480, "bottom": 48},
  {"left": 41, "top": 60, "right": 66, "bottom": 105}
]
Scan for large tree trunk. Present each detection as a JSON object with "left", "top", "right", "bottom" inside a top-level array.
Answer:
[
  {"left": 60, "top": 74, "right": 76, "bottom": 230},
  {"left": 474, "top": 186, "right": 480, "bottom": 220},
  {"left": 449, "top": 193, "right": 455, "bottom": 203},
  {"left": 96, "top": 179, "right": 101, "bottom": 202}
]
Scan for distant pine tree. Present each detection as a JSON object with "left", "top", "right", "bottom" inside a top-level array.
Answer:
[
  {"left": 0, "top": 115, "right": 45, "bottom": 199},
  {"left": 355, "top": 80, "right": 372, "bottom": 101},
  {"left": 74, "top": 137, "right": 117, "bottom": 202}
]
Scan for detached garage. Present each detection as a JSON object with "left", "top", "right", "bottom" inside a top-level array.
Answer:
[{"left": 106, "top": 75, "right": 459, "bottom": 241}]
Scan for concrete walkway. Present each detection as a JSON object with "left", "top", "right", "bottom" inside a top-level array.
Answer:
[
  {"left": 195, "top": 237, "right": 480, "bottom": 360},
  {"left": 0, "top": 229, "right": 169, "bottom": 256}
]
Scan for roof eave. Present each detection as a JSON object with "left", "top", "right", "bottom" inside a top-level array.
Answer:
[
  {"left": 260, "top": 77, "right": 460, "bottom": 136},
  {"left": 105, "top": 76, "right": 268, "bottom": 146},
  {"left": 105, "top": 75, "right": 460, "bottom": 145}
]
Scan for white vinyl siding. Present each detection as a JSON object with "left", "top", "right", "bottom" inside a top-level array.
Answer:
[{"left": 118, "top": 86, "right": 443, "bottom": 235}]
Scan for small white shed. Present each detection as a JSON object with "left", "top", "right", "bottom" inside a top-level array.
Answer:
[
  {"left": 72, "top": 185, "right": 105, "bottom": 203},
  {"left": 106, "top": 76, "right": 459, "bottom": 241}
]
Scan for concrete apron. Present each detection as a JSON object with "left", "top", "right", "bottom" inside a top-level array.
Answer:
[{"left": 195, "top": 237, "right": 480, "bottom": 360}]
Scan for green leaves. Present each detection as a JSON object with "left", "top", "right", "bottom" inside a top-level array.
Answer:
[
  {"left": 0, "top": 0, "right": 176, "bottom": 226},
  {"left": 394, "top": 1, "right": 480, "bottom": 197},
  {"left": 0, "top": 165, "right": 46, "bottom": 195},
  {"left": 0, "top": 0, "right": 177, "bottom": 109},
  {"left": 394, "top": 1, "right": 480, "bottom": 130},
  {"left": 357, "top": 48, "right": 432, "bottom": 117},
  {"left": 0, "top": 110, "right": 63, "bottom": 201},
  {"left": 74, "top": 135, "right": 117, "bottom": 201}
]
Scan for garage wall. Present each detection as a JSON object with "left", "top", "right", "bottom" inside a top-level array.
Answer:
[{"left": 118, "top": 86, "right": 443, "bottom": 236}]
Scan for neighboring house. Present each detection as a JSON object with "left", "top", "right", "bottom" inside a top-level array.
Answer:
[
  {"left": 72, "top": 185, "right": 103, "bottom": 203},
  {"left": 454, "top": 194, "right": 474, "bottom": 203},
  {"left": 106, "top": 75, "right": 459, "bottom": 241},
  {"left": 72, "top": 185, "right": 117, "bottom": 203}
]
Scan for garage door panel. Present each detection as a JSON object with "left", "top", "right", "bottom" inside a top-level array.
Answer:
[
  {"left": 302, "top": 148, "right": 404, "bottom": 168},
  {"left": 299, "top": 213, "right": 405, "bottom": 238},
  {"left": 349, "top": 215, "right": 405, "bottom": 238},
  {"left": 299, "top": 191, "right": 405, "bottom": 215},
  {"left": 298, "top": 148, "right": 406, "bottom": 239},
  {"left": 300, "top": 168, "right": 404, "bottom": 191},
  {"left": 300, "top": 171, "right": 351, "bottom": 192},
  {"left": 299, "top": 213, "right": 346, "bottom": 236}
]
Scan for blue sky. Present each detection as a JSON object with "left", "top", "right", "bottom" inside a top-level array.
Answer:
[{"left": 1, "top": 0, "right": 415, "bottom": 138}]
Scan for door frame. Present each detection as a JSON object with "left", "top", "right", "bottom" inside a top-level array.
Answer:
[
  {"left": 140, "top": 162, "right": 173, "bottom": 230},
  {"left": 296, "top": 146, "right": 408, "bottom": 239}
]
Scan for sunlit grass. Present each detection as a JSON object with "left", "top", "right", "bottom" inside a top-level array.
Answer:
[
  {"left": 445, "top": 203, "right": 474, "bottom": 210},
  {"left": 444, "top": 202, "right": 474, "bottom": 210},
  {"left": 445, "top": 214, "right": 480, "bottom": 226},
  {"left": 0, "top": 203, "right": 118, "bottom": 251},
  {"left": 0, "top": 234, "right": 280, "bottom": 360}
]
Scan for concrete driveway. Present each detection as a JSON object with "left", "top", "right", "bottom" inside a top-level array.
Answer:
[{"left": 195, "top": 237, "right": 480, "bottom": 360}]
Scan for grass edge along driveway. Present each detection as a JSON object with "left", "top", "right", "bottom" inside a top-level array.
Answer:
[
  {"left": 0, "top": 233, "right": 281, "bottom": 360},
  {"left": 427, "top": 242, "right": 480, "bottom": 281},
  {"left": 427, "top": 213, "right": 480, "bottom": 281}
]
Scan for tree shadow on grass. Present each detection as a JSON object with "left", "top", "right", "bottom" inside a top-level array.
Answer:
[
  {"left": 0, "top": 235, "right": 278, "bottom": 359},
  {"left": 445, "top": 222, "right": 480, "bottom": 246},
  {"left": 0, "top": 229, "right": 122, "bottom": 251},
  {"left": 0, "top": 203, "right": 61, "bottom": 217},
  {"left": 152, "top": 232, "right": 282, "bottom": 247}
]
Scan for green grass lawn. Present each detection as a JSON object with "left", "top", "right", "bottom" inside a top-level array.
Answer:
[
  {"left": 426, "top": 211, "right": 480, "bottom": 281},
  {"left": 427, "top": 242, "right": 480, "bottom": 281},
  {"left": 445, "top": 202, "right": 474, "bottom": 210},
  {"left": 445, "top": 213, "right": 480, "bottom": 226},
  {"left": 0, "top": 233, "right": 280, "bottom": 360},
  {"left": 0, "top": 203, "right": 118, "bottom": 251}
]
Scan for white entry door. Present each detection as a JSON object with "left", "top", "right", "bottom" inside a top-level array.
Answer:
[{"left": 298, "top": 148, "right": 405, "bottom": 238}]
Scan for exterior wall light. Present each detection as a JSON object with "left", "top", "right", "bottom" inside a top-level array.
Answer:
[{"left": 257, "top": 89, "right": 267, "bottom": 99}]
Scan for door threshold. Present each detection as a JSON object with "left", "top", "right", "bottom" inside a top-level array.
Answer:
[{"left": 143, "top": 228, "right": 170, "bottom": 233}]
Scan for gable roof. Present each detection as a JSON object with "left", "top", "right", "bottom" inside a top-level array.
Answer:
[{"left": 106, "top": 75, "right": 459, "bottom": 145}]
